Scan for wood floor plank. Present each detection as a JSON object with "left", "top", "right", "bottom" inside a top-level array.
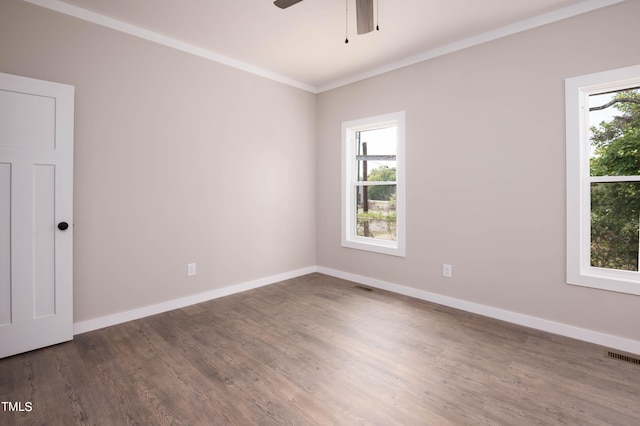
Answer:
[{"left": 2, "top": 273, "right": 640, "bottom": 425}]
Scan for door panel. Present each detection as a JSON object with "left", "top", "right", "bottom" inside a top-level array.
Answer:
[
  {"left": 0, "top": 89, "right": 56, "bottom": 149},
  {"left": 34, "top": 164, "right": 56, "bottom": 318},
  {"left": 0, "top": 73, "right": 74, "bottom": 358}
]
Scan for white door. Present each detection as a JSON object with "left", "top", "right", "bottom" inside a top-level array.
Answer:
[{"left": 0, "top": 72, "right": 74, "bottom": 358}]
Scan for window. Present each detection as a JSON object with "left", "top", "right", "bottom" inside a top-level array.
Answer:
[
  {"left": 566, "top": 65, "right": 640, "bottom": 295},
  {"left": 342, "top": 111, "right": 405, "bottom": 256}
]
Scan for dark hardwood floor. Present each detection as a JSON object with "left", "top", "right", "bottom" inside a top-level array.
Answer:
[{"left": 2, "top": 273, "right": 639, "bottom": 425}]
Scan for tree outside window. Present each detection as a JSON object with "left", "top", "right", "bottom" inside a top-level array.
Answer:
[{"left": 589, "top": 89, "right": 640, "bottom": 271}]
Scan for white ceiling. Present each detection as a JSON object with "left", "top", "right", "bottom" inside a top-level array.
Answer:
[{"left": 27, "top": 0, "right": 623, "bottom": 92}]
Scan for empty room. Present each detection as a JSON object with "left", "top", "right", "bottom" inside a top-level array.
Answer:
[{"left": 1, "top": 0, "right": 640, "bottom": 424}]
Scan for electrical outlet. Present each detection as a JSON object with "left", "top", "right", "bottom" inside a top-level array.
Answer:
[
  {"left": 187, "top": 263, "right": 196, "bottom": 277},
  {"left": 443, "top": 263, "right": 452, "bottom": 278}
]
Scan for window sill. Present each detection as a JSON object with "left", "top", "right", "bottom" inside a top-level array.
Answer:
[
  {"left": 342, "top": 238, "right": 405, "bottom": 257},
  {"left": 568, "top": 267, "right": 640, "bottom": 296}
]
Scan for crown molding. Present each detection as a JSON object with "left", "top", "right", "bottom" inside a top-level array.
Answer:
[
  {"left": 317, "top": 0, "right": 626, "bottom": 92},
  {"left": 22, "top": 0, "right": 317, "bottom": 93},
  {"left": 23, "top": 0, "right": 625, "bottom": 94}
]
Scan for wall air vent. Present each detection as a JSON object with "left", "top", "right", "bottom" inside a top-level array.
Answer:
[{"left": 605, "top": 350, "right": 640, "bottom": 366}]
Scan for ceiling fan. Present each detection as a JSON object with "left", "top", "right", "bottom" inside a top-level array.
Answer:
[{"left": 274, "top": 0, "right": 376, "bottom": 35}]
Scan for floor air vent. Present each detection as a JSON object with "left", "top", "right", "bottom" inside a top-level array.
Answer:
[
  {"left": 354, "top": 285, "right": 373, "bottom": 292},
  {"left": 605, "top": 350, "right": 640, "bottom": 366}
]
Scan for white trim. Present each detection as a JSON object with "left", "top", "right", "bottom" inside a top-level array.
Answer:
[
  {"left": 74, "top": 264, "right": 640, "bottom": 355},
  {"left": 590, "top": 176, "right": 640, "bottom": 183},
  {"left": 317, "top": 0, "right": 626, "bottom": 92},
  {"left": 354, "top": 181, "right": 399, "bottom": 187},
  {"left": 23, "top": 0, "right": 623, "bottom": 94},
  {"left": 565, "top": 64, "right": 640, "bottom": 295},
  {"left": 73, "top": 266, "right": 316, "bottom": 334},
  {"left": 317, "top": 266, "right": 640, "bottom": 356},
  {"left": 21, "top": 0, "right": 316, "bottom": 93},
  {"left": 341, "top": 111, "right": 406, "bottom": 257}
]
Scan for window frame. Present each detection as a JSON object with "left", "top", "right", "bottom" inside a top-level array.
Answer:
[
  {"left": 341, "top": 111, "right": 406, "bottom": 257},
  {"left": 565, "top": 64, "right": 640, "bottom": 295}
]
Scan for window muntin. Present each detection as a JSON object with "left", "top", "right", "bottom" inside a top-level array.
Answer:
[
  {"left": 342, "top": 112, "right": 405, "bottom": 256},
  {"left": 566, "top": 65, "right": 640, "bottom": 295}
]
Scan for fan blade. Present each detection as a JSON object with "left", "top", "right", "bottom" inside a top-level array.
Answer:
[
  {"left": 356, "top": 0, "right": 374, "bottom": 34},
  {"left": 274, "top": 0, "right": 304, "bottom": 9}
]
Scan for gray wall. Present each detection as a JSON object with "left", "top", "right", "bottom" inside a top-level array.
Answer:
[
  {"left": 316, "top": 1, "right": 640, "bottom": 342},
  {"left": 2, "top": 0, "right": 640, "bottom": 344},
  {"left": 0, "top": 0, "right": 317, "bottom": 322}
]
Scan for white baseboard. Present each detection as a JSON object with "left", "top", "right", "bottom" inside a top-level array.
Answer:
[
  {"left": 317, "top": 266, "right": 640, "bottom": 356},
  {"left": 73, "top": 266, "right": 317, "bottom": 335},
  {"left": 74, "top": 264, "right": 640, "bottom": 356}
]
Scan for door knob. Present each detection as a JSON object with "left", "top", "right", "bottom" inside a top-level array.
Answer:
[{"left": 57, "top": 222, "right": 69, "bottom": 231}]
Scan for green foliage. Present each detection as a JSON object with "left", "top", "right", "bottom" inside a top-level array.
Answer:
[
  {"left": 367, "top": 166, "right": 396, "bottom": 201},
  {"left": 356, "top": 211, "right": 397, "bottom": 240},
  {"left": 589, "top": 90, "right": 640, "bottom": 270},
  {"left": 388, "top": 191, "right": 397, "bottom": 209}
]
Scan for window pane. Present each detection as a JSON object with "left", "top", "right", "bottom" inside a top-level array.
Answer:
[
  {"left": 356, "top": 127, "right": 397, "bottom": 155},
  {"left": 356, "top": 126, "right": 397, "bottom": 182},
  {"left": 590, "top": 182, "right": 640, "bottom": 271},
  {"left": 589, "top": 88, "right": 640, "bottom": 177},
  {"left": 355, "top": 184, "right": 396, "bottom": 241}
]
